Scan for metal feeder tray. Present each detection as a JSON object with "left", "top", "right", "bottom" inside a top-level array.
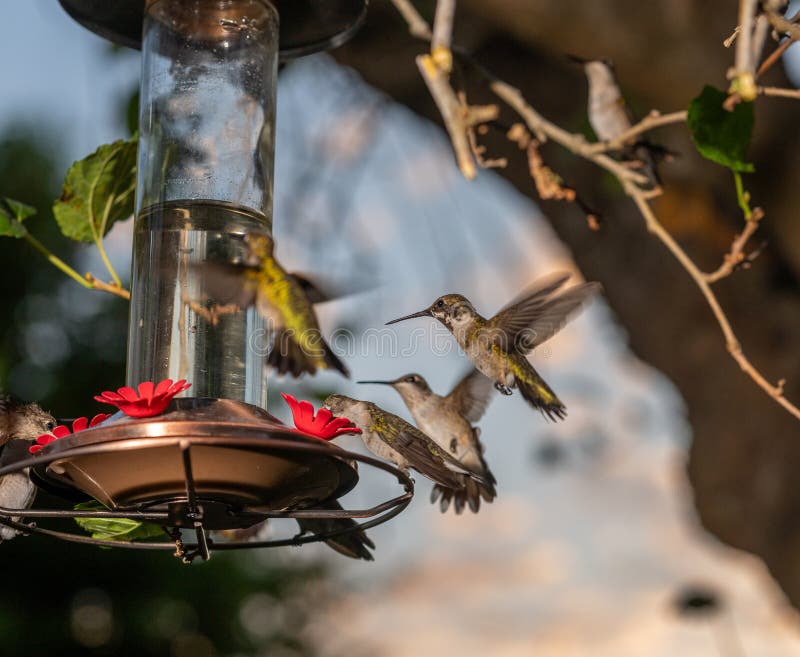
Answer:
[
  {"left": 0, "top": 398, "right": 413, "bottom": 562},
  {"left": 58, "top": 0, "right": 369, "bottom": 59}
]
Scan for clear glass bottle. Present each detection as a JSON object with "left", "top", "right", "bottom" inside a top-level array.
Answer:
[{"left": 127, "top": 0, "right": 278, "bottom": 408}]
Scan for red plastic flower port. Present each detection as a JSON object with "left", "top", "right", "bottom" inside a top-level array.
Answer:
[
  {"left": 281, "top": 393, "right": 361, "bottom": 440},
  {"left": 30, "top": 413, "right": 112, "bottom": 454},
  {"left": 94, "top": 379, "right": 191, "bottom": 418}
]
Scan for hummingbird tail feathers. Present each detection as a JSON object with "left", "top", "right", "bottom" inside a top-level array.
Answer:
[
  {"left": 516, "top": 376, "right": 567, "bottom": 421},
  {"left": 267, "top": 332, "right": 349, "bottom": 378},
  {"left": 430, "top": 470, "right": 497, "bottom": 515},
  {"left": 323, "top": 532, "right": 375, "bottom": 561},
  {"left": 323, "top": 347, "right": 350, "bottom": 378},
  {"left": 297, "top": 517, "right": 375, "bottom": 561}
]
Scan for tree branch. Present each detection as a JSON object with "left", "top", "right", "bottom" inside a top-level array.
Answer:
[
  {"left": 389, "top": 0, "right": 800, "bottom": 422},
  {"left": 431, "top": 0, "right": 456, "bottom": 72},
  {"left": 584, "top": 110, "right": 688, "bottom": 154}
]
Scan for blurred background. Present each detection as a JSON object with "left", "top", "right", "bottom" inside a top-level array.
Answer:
[{"left": 2, "top": 2, "right": 800, "bottom": 656}]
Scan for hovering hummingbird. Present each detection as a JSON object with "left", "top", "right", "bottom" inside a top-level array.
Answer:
[
  {"left": 358, "top": 370, "right": 496, "bottom": 514},
  {"left": 386, "top": 273, "right": 601, "bottom": 421},
  {"left": 0, "top": 396, "right": 55, "bottom": 541},
  {"left": 323, "top": 394, "right": 489, "bottom": 490},
  {"left": 195, "top": 233, "right": 348, "bottom": 378},
  {"left": 570, "top": 55, "right": 660, "bottom": 187},
  {"left": 296, "top": 500, "right": 375, "bottom": 561}
]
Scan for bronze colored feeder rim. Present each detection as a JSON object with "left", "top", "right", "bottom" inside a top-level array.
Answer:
[
  {"left": 0, "top": 398, "right": 414, "bottom": 563},
  {"left": 58, "top": 0, "right": 369, "bottom": 59}
]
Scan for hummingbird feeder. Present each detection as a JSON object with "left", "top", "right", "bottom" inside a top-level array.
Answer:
[{"left": 0, "top": 0, "right": 414, "bottom": 562}]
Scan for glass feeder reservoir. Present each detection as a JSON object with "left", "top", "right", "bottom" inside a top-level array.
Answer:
[{"left": 130, "top": 0, "right": 279, "bottom": 407}]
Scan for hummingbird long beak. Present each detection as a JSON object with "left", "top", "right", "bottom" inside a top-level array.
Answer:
[
  {"left": 566, "top": 53, "right": 591, "bottom": 64},
  {"left": 385, "top": 308, "right": 430, "bottom": 325},
  {"left": 357, "top": 380, "right": 396, "bottom": 386}
]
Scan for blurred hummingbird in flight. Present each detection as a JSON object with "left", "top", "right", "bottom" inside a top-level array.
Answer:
[
  {"left": 323, "top": 394, "right": 490, "bottom": 491},
  {"left": 194, "top": 233, "right": 348, "bottom": 378},
  {"left": 570, "top": 56, "right": 660, "bottom": 187},
  {"left": 386, "top": 273, "right": 601, "bottom": 421},
  {"left": 358, "top": 370, "right": 496, "bottom": 514},
  {"left": 0, "top": 395, "right": 55, "bottom": 541}
]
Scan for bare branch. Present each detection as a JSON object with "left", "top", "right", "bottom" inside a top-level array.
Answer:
[
  {"left": 389, "top": 0, "right": 432, "bottom": 39},
  {"left": 584, "top": 110, "right": 688, "bottom": 154},
  {"left": 431, "top": 0, "right": 456, "bottom": 73},
  {"left": 758, "top": 86, "right": 800, "bottom": 99},
  {"left": 729, "top": 0, "right": 759, "bottom": 101},
  {"left": 756, "top": 37, "right": 797, "bottom": 78},
  {"left": 416, "top": 54, "right": 499, "bottom": 179},
  {"left": 489, "top": 79, "right": 651, "bottom": 186},
  {"left": 84, "top": 273, "right": 130, "bottom": 300},
  {"left": 627, "top": 187, "right": 796, "bottom": 418},
  {"left": 704, "top": 209, "right": 764, "bottom": 283}
]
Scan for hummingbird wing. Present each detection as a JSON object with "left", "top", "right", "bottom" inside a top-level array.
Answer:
[
  {"left": 445, "top": 369, "right": 495, "bottom": 424},
  {"left": 264, "top": 277, "right": 349, "bottom": 378},
  {"left": 374, "top": 411, "right": 485, "bottom": 489},
  {"left": 288, "top": 273, "right": 330, "bottom": 304},
  {"left": 191, "top": 261, "right": 260, "bottom": 310},
  {"left": 289, "top": 272, "right": 378, "bottom": 305},
  {"left": 295, "top": 500, "right": 375, "bottom": 561},
  {"left": 488, "top": 275, "right": 601, "bottom": 353}
]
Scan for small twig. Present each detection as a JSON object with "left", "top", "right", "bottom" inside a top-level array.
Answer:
[
  {"left": 758, "top": 86, "right": 800, "bottom": 99},
  {"left": 704, "top": 210, "right": 764, "bottom": 283},
  {"left": 765, "top": 7, "right": 800, "bottom": 41},
  {"left": 83, "top": 273, "right": 131, "bottom": 300},
  {"left": 756, "top": 37, "right": 796, "bottom": 78},
  {"left": 507, "top": 123, "right": 575, "bottom": 201},
  {"left": 728, "top": 0, "right": 759, "bottom": 101},
  {"left": 416, "top": 54, "right": 498, "bottom": 180},
  {"left": 431, "top": 0, "right": 456, "bottom": 73},
  {"left": 584, "top": 110, "right": 688, "bottom": 154},
  {"left": 751, "top": 14, "right": 770, "bottom": 73},
  {"left": 724, "top": 25, "right": 741, "bottom": 48},
  {"left": 460, "top": 94, "right": 507, "bottom": 169},
  {"left": 389, "top": 0, "right": 432, "bottom": 39}
]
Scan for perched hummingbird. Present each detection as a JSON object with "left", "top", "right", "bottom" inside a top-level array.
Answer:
[
  {"left": 323, "top": 394, "right": 489, "bottom": 490},
  {"left": 0, "top": 396, "right": 55, "bottom": 541},
  {"left": 296, "top": 500, "right": 375, "bottom": 561},
  {"left": 386, "top": 273, "right": 601, "bottom": 421},
  {"left": 358, "top": 370, "right": 496, "bottom": 514},
  {"left": 195, "top": 233, "right": 348, "bottom": 378},
  {"left": 570, "top": 56, "right": 660, "bottom": 187}
]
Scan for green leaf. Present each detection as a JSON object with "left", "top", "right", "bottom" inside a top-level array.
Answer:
[
  {"left": 53, "top": 137, "right": 138, "bottom": 243},
  {"left": 74, "top": 500, "right": 163, "bottom": 542},
  {"left": 687, "top": 85, "right": 755, "bottom": 173},
  {"left": 0, "top": 197, "right": 36, "bottom": 238}
]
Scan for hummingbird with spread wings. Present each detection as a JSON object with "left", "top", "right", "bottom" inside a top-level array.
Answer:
[
  {"left": 323, "top": 394, "right": 490, "bottom": 491},
  {"left": 386, "top": 274, "right": 601, "bottom": 421},
  {"left": 359, "top": 370, "right": 496, "bottom": 514},
  {"left": 194, "top": 233, "right": 348, "bottom": 378}
]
